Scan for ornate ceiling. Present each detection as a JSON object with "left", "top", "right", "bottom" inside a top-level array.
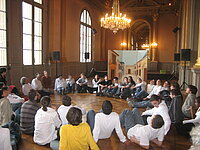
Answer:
[{"left": 84, "top": 0, "right": 179, "bottom": 14}]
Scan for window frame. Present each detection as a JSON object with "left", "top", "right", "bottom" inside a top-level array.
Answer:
[
  {"left": 0, "top": 0, "right": 8, "bottom": 67},
  {"left": 79, "top": 9, "right": 92, "bottom": 63},
  {"left": 22, "top": 0, "right": 44, "bottom": 66}
]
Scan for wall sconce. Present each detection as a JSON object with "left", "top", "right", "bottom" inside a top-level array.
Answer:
[
  {"left": 141, "top": 44, "right": 150, "bottom": 49},
  {"left": 151, "top": 42, "right": 158, "bottom": 48},
  {"left": 120, "top": 42, "right": 127, "bottom": 47}
]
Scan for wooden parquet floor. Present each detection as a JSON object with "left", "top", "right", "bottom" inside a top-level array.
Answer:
[{"left": 19, "top": 93, "right": 192, "bottom": 150}]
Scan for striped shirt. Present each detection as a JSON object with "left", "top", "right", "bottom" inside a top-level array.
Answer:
[{"left": 20, "top": 100, "right": 39, "bottom": 135}]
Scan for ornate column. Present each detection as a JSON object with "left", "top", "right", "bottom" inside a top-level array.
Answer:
[
  {"left": 191, "top": 68, "right": 200, "bottom": 95},
  {"left": 194, "top": 17, "right": 200, "bottom": 67},
  {"left": 151, "top": 13, "right": 159, "bottom": 61}
]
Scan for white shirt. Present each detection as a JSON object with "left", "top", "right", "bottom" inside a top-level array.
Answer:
[
  {"left": 7, "top": 93, "right": 24, "bottom": 104},
  {"left": 142, "top": 101, "right": 171, "bottom": 135},
  {"left": 135, "top": 82, "right": 146, "bottom": 91},
  {"left": 147, "top": 84, "right": 155, "bottom": 94},
  {"left": 66, "top": 78, "right": 75, "bottom": 86},
  {"left": 183, "top": 107, "right": 200, "bottom": 126},
  {"left": 147, "top": 85, "right": 163, "bottom": 98},
  {"left": 57, "top": 105, "right": 86, "bottom": 125},
  {"left": 54, "top": 78, "right": 66, "bottom": 90},
  {"left": 92, "top": 79, "right": 100, "bottom": 88},
  {"left": 93, "top": 112, "right": 126, "bottom": 143},
  {"left": 22, "top": 83, "right": 32, "bottom": 96},
  {"left": 127, "top": 124, "right": 165, "bottom": 146},
  {"left": 0, "top": 127, "right": 12, "bottom": 150},
  {"left": 31, "top": 78, "right": 43, "bottom": 90},
  {"left": 34, "top": 107, "right": 61, "bottom": 145},
  {"left": 76, "top": 78, "right": 88, "bottom": 84}
]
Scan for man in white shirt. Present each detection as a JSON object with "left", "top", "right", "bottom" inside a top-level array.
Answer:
[
  {"left": 142, "top": 94, "right": 171, "bottom": 135},
  {"left": 146, "top": 79, "right": 163, "bottom": 99},
  {"left": 66, "top": 75, "right": 75, "bottom": 93},
  {"left": 128, "top": 79, "right": 164, "bottom": 108},
  {"left": 31, "top": 73, "right": 43, "bottom": 91},
  {"left": 119, "top": 108, "right": 165, "bottom": 150},
  {"left": 0, "top": 127, "right": 12, "bottom": 150},
  {"left": 130, "top": 78, "right": 148, "bottom": 99},
  {"left": 31, "top": 73, "right": 50, "bottom": 97},
  {"left": 20, "top": 77, "right": 33, "bottom": 96},
  {"left": 147, "top": 80, "right": 155, "bottom": 94},
  {"left": 54, "top": 75, "right": 66, "bottom": 95},
  {"left": 57, "top": 95, "right": 86, "bottom": 125},
  {"left": 87, "top": 100, "right": 129, "bottom": 145}
]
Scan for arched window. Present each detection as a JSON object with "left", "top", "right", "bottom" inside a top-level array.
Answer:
[{"left": 80, "top": 10, "right": 92, "bottom": 62}]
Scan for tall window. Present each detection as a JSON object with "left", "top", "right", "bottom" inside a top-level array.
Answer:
[
  {"left": 0, "top": 0, "right": 7, "bottom": 66},
  {"left": 80, "top": 10, "right": 92, "bottom": 62},
  {"left": 22, "top": 0, "right": 43, "bottom": 65}
]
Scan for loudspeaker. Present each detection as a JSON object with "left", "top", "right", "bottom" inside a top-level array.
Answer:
[
  {"left": 174, "top": 53, "right": 180, "bottom": 61},
  {"left": 52, "top": 51, "right": 60, "bottom": 61},
  {"left": 85, "top": 52, "right": 89, "bottom": 59},
  {"left": 181, "top": 49, "right": 191, "bottom": 61},
  {"left": 92, "top": 28, "right": 97, "bottom": 34},
  {"left": 173, "top": 27, "right": 180, "bottom": 33}
]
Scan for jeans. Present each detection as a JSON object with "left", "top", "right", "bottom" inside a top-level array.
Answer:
[
  {"left": 135, "top": 90, "right": 149, "bottom": 99},
  {"left": 57, "top": 87, "right": 65, "bottom": 95},
  {"left": 77, "top": 84, "right": 88, "bottom": 93},
  {"left": 12, "top": 102, "right": 22, "bottom": 124},
  {"left": 87, "top": 110, "right": 96, "bottom": 131},
  {"left": 119, "top": 108, "right": 144, "bottom": 132},
  {"left": 133, "top": 100, "right": 152, "bottom": 108},
  {"left": 50, "top": 140, "right": 60, "bottom": 150},
  {"left": 66, "top": 83, "right": 75, "bottom": 93}
]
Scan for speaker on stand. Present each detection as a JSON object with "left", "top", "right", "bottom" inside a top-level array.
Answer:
[
  {"left": 168, "top": 53, "right": 180, "bottom": 80},
  {"left": 180, "top": 49, "right": 191, "bottom": 90},
  {"left": 84, "top": 52, "right": 90, "bottom": 76},
  {"left": 52, "top": 51, "right": 60, "bottom": 77}
]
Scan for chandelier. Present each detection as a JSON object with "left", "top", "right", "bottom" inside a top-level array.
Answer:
[
  {"left": 141, "top": 44, "right": 150, "bottom": 49},
  {"left": 100, "top": 0, "right": 131, "bottom": 34}
]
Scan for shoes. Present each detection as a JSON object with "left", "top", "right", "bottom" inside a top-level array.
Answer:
[
  {"left": 128, "top": 100, "right": 134, "bottom": 107},
  {"left": 96, "top": 92, "right": 102, "bottom": 96},
  {"left": 107, "top": 93, "right": 113, "bottom": 97},
  {"left": 113, "top": 95, "right": 120, "bottom": 99}
]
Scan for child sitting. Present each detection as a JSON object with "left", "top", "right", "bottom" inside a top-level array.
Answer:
[
  {"left": 59, "top": 107, "right": 99, "bottom": 150},
  {"left": 182, "top": 85, "right": 197, "bottom": 118},
  {"left": 34, "top": 96, "right": 61, "bottom": 145},
  {"left": 0, "top": 87, "right": 13, "bottom": 125}
]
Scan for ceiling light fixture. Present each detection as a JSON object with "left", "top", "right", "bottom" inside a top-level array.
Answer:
[{"left": 100, "top": 0, "right": 131, "bottom": 34}]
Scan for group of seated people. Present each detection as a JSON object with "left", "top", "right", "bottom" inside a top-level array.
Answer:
[{"left": 0, "top": 66, "right": 200, "bottom": 150}]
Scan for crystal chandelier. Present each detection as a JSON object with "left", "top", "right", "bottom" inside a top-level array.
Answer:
[{"left": 101, "top": 0, "right": 131, "bottom": 34}]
